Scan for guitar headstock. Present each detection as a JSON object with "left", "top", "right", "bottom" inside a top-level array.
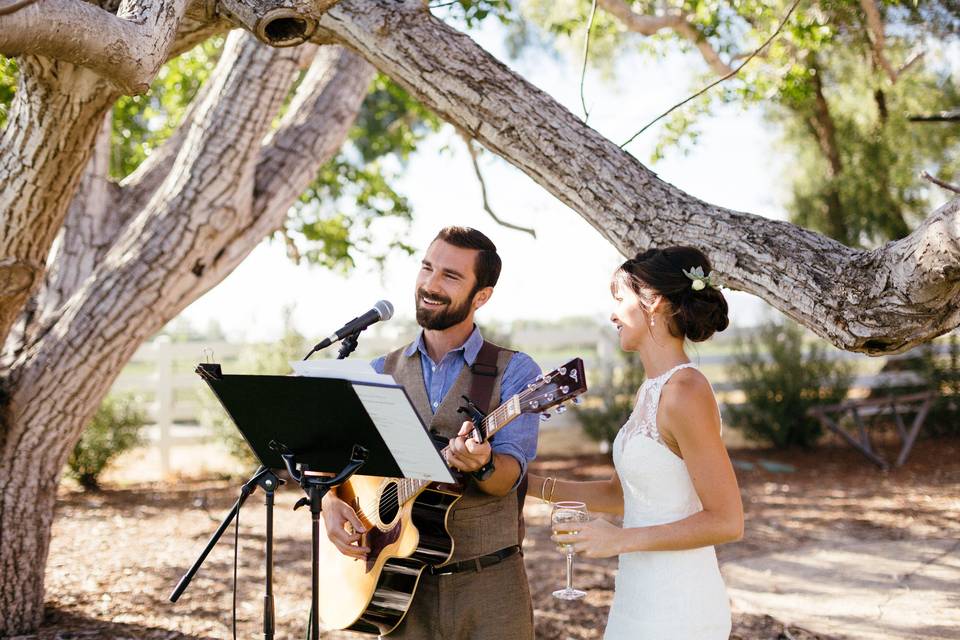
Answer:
[{"left": 519, "top": 358, "right": 587, "bottom": 418}]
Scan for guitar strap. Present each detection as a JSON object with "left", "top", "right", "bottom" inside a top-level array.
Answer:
[{"left": 469, "top": 340, "right": 529, "bottom": 547}]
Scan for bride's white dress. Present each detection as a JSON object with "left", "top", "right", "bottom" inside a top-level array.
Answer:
[{"left": 605, "top": 363, "right": 732, "bottom": 640}]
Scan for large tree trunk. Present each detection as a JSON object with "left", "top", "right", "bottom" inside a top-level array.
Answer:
[
  {"left": 0, "top": 27, "right": 371, "bottom": 632},
  {"left": 316, "top": 0, "right": 960, "bottom": 355}
]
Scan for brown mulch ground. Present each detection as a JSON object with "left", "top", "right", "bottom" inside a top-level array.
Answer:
[{"left": 26, "top": 438, "right": 960, "bottom": 640}]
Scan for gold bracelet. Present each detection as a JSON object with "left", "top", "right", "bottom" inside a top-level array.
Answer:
[
  {"left": 546, "top": 477, "right": 557, "bottom": 503},
  {"left": 541, "top": 476, "right": 554, "bottom": 502}
]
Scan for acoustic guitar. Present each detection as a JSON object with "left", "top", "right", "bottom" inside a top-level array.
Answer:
[{"left": 316, "top": 358, "right": 587, "bottom": 635}]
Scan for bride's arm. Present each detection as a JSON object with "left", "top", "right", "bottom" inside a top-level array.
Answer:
[
  {"left": 556, "top": 370, "right": 743, "bottom": 556},
  {"left": 528, "top": 473, "right": 624, "bottom": 515}
]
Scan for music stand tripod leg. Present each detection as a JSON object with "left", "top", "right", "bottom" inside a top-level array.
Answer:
[{"left": 169, "top": 466, "right": 285, "bottom": 640}]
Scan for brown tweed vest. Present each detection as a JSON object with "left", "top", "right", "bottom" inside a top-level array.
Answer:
[{"left": 384, "top": 342, "right": 520, "bottom": 562}]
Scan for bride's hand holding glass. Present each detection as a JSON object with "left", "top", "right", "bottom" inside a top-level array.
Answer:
[{"left": 553, "top": 516, "right": 626, "bottom": 559}]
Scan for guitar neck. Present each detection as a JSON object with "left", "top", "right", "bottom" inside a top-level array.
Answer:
[{"left": 396, "top": 394, "right": 524, "bottom": 504}]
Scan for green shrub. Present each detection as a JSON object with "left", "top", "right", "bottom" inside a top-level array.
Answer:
[
  {"left": 576, "top": 351, "right": 645, "bottom": 446},
  {"left": 67, "top": 395, "right": 147, "bottom": 490},
  {"left": 726, "top": 318, "right": 853, "bottom": 449}
]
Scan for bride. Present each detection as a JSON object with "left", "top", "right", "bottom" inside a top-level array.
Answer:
[{"left": 529, "top": 246, "right": 743, "bottom": 639}]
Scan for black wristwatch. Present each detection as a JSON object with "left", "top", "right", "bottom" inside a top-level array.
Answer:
[{"left": 471, "top": 452, "right": 496, "bottom": 482}]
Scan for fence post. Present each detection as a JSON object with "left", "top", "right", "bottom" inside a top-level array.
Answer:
[{"left": 153, "top": 335, "right": 174, "bottom": 476}]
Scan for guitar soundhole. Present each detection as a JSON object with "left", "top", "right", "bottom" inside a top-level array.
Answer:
[{"left": 378, "top": 481, "right": 400, "bottom": 525}]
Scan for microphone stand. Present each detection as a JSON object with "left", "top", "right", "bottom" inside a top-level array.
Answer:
[
  {"left": 336, "top": 329, "right": 362, "bottom": 360},
  {"left": 282, "top": 446, "right": 369, "bottom": 640}
]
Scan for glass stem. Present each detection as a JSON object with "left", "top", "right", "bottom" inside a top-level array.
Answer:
[{"left": 565, "top": 551, "right": 574, "bottom": 591}]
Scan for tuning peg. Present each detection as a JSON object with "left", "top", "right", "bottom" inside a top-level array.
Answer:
[
  {"left": 546, "top": 393, "right": 555, "bottom": 402},
  {"left": 556, "top": 404, "right": 567, "bottom": 414},
  {"left": 559, "top": 367, "right": 567, "bottom": 375},
  {"left": 560, "top": 385, "right": 569, "bottom": 394},
  {"left": 540, "top": 413, "right": 552, "bottom": 421},
  {"left": 572, "top": 397, "right": 582, "bottom": 405},
  {"left": 527, "top": 382, "right": 537, "bottom": 390},
  {"left": 530, "top": 400, "right": 540, "bottom": 409}
]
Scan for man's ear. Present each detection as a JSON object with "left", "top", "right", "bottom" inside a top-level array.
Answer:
[{"left": 473, "top": 286, "right": 494, "bottom": 310}]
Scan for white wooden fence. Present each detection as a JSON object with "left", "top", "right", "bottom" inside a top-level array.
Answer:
[{"left": 113, "top": 330, "right": 951, "bottom": 474}]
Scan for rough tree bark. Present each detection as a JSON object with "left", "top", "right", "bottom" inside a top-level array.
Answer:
[
  {"left": 1, "top": 0, "right": 959, "bottom": 634},
  {"left": 0, "top": 8, "right": 371, "bottom": 630}
]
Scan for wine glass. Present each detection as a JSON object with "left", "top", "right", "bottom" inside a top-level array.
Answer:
[{"left": 551, "top": 501, "right": 589, "bottom": 600}]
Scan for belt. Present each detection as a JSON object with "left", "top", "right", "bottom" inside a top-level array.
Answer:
[{"left": 428, "top": 545, "right": 521, "bottom": 576}]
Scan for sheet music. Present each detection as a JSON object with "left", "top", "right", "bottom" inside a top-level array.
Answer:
[
  {"left": 352, "top": 384, "right": 455, "bottom": 483},
  {"left": 290, "top": 358, "right": 396, "bottom": 385}
]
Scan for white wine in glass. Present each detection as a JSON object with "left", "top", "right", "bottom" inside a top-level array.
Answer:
[{"left": 551, "top": 501, "right": 589, "bottom": 600}]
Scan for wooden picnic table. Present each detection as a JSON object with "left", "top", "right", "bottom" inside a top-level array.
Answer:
[{"left": 807, "top": 391, "right": 936, "bottom": 470}]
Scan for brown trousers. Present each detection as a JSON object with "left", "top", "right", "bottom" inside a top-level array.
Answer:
[{"left": 385, "top": 554, "right": 534, "bottom": 640}]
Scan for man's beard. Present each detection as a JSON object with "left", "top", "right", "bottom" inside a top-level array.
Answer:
[{"left": 415, "top": 288, "right": 474, "bottom": 330}]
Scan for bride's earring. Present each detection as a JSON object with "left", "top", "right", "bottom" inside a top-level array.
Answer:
[{"left": 650, "top": 317, "right": 656, "bottom": 327}]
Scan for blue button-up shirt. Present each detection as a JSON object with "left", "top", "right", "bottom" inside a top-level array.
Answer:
[{"left": 371, "top": 326, "right": 541, "bottom": 479}]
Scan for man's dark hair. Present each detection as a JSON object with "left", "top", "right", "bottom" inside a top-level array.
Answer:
[{"left": 434, "top": 226, "right": 502, "bottom": 291}]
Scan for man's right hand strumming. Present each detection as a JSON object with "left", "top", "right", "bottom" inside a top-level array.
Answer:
[{"left": 321, "top": 492, "right": 370, "bottom": 560}]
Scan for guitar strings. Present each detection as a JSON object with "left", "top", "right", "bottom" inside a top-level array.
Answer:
[
  {"left": 353, "top": 378, "right": 576, "bottom": 519},
  {"left": 349, "top": 370, "right": 579, "bottom": 520},
  {"left": 354, "top": 399, "right": 519, "bottom": 518}
]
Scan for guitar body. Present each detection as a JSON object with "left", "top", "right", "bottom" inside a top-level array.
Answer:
[
  {"left": 317, "top": 357, "right": 587, "bottom": 636},
  {"left": 317, "top": 475, "right": 460, "bottom": 635}
]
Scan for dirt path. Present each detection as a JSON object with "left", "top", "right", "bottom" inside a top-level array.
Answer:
[{"left": 23, "top": 438, "right": 960, "bottom": 639}]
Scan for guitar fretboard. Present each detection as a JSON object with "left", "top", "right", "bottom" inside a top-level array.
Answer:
[{"left": 396, "top": 395, "right": 523, "bottom": 504}]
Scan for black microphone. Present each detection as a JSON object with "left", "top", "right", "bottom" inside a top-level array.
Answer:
[{"left": 310, "top": 300, "right": 394, "bottom": 353}]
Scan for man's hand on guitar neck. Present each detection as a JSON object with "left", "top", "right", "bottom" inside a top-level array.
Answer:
[
  {"left": 446, "top": 421, "right": 521, "bottom": 497},
  {"left": 321, "top": 492, "right": 370, "bottom": 560}
]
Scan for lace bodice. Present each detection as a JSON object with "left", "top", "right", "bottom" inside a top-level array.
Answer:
[{"left": 618, "top": 362, "right": 698, "bottom": 448}]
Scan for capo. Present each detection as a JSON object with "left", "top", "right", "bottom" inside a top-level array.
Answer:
[{"left": 457, "top": 395, "right": 488, "bottom": 443}]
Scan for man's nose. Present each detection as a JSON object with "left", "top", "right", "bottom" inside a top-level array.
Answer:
[{"left": 423, "top": 270, "right": 443, "bottom": 292}]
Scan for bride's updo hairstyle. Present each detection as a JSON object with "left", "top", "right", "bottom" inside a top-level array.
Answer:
[{"left": 613, "top": 246, "right": 729, "bottom": 342}]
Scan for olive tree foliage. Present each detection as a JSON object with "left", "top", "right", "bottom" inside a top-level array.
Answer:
[
  {"left": 521, "top": 0, "right": 960, "bottom": 247},
  {"left": 2, "top": 0, "right": 960, "bottom": 634}
]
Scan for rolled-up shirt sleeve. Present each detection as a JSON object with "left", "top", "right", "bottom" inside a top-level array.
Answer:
[{"left": 491, "top": 352, "right": 541, "bottom": 484}]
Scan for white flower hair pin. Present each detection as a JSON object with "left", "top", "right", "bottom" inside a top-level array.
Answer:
[{"left": 682, "top": 266, "right": 715, "bottom": 291}]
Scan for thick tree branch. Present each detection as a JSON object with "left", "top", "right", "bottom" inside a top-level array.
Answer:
[
  {"left": 33, "top": 111, "right": 121, "bottom": 327},
  {"left": 8, "top": 36, "right": 367, "bottom": 450},
  {"left": 596, "top": 0, "right": 733, "bottom": 76},
  {"left": 316, "top": 0, "right": 960, "bottom": 355},
  {"left": 0, "top": 58, "right": 117, "bottom": 356},
  {"left": 252, "top": 45, "right": 373, "bottom": 221},
  {"left": 0, "top": 0, "right": 190, "bottom": 94}
]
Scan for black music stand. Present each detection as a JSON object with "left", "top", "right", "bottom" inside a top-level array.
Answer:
[{"left": 169, "top": 364, "right": 453, "bottom": 640}]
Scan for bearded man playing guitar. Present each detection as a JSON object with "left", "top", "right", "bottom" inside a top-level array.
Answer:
[{"left": 320, "top": 226, "right": 542, "bottom": 639}]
